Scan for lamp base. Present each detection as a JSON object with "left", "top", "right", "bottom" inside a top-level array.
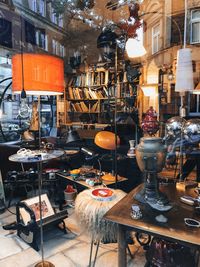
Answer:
[
  {"left": 34, "top": 261, "right": 55, "bottom": 267},
  {"left": 134, "top": 173, "right": 173, "bottom": 211}
]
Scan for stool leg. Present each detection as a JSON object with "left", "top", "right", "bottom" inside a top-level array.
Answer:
[
  {"left": 89, "top": 237, "right": 94, "bottom": 267},
  {"left": 92, "top": 240, "right": 100, "bottom": 267}
]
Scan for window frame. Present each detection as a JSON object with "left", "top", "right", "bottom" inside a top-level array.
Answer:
[
  {"left": 190, "top": 9, "right": 200, "bottom": 44},
  {"left": 152, "top": 24, "right": 160, "bottom": 54}
]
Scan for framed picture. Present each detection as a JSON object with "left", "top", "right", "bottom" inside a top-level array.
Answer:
[{"left": 20, "top": 194, "right": 55, "bottom": 225}]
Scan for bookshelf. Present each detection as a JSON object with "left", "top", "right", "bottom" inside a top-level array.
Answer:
[{"left": 57, "top": 64, "right": 134, "bottom": 129}]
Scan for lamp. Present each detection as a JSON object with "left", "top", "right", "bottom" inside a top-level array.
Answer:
[
  {"left": 65, "top": 126, "right": 81, "bottom": 144},
  {"left": 12, "top": 53, "right": 64, "bottom": 267},
  {"left": 175, "top": 48, "right": 194, "bottom": 94},
  {"left": 175, "top": 0, "right": 194, "bottom": 117},
  {"left": 125, "top": 37, "right": 146, "bottom": 58},
  {"left": 140, "top": 84, "right": 157, "bottom": 97},
  {"left": 94, "top": 131, "right": 120, "bottom": 182}
]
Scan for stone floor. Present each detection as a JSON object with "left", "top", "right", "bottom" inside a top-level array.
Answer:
[{"left": 0, "top": 205, "right": 146, "bottom": 267}]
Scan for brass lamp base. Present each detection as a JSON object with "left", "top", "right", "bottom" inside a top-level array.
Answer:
[{"left": 35, "top": 261, "right": 55, "bottom": 267}]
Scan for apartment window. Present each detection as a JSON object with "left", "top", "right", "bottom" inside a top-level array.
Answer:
[
  {"left": 30, "top": 0, "right": 46, "bottom": 17},
  {"left": 191, "top": 9, "right": 200, "bottom": 44},
  {"left": 152, "top": 24, "right": 160, "bottom": 54},
  {"left": 59, "top": 44, "right": 65, "bottom": 57},
  {"left": 52, "top": 39, "right": 59, "bottom": 55},
  {"left": 25, "top": 20, "right": 36, "bottom": 45},
  {"left": 36, "top": 28, "right": 47, "bottom": 50},
  {"left": 189, "top": 93, "right": 200, "bottom": 115},
  {"left": 50, "top": 5, "right": 63, "bottom": 27},
  {"left": 0, "top": 18, "right": 12, "bottom": 48}
]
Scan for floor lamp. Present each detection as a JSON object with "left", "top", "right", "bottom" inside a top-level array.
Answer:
[
  {"left": 175, "top": 0, "right": 194, "bottom": 181},
  {"left": 12, "top": 53, "right": 64, "bottom": 267}
]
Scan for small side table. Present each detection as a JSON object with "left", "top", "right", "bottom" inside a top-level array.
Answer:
[
  {"left": 9, "top": 149, "right": 64, "bottom": 267},
  {"left": 75, "top": 188, "right": 126, "bottom": 267}
]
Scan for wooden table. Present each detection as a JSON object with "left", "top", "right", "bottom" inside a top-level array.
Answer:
[
  {"left": 104, "top": 183, "right": 200, "bottom": 267},
  {"left": 57, "top": 169, "right": 127, "bottom": 189}
]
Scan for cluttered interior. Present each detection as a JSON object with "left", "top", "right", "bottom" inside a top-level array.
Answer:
[{"left": 0, "top": 0, "right": 200, "bottom": 266}]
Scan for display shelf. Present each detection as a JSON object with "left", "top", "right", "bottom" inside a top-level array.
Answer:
[{"left": 57, "top": 64, "right": 134, "bottom": 128}]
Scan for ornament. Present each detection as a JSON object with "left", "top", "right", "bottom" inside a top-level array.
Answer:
[{"left": 141, "top": 107, "right": 159, "bottom": 136}]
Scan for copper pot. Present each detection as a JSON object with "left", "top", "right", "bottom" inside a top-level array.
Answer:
[{"left": 135, "top": 137, "right": 167, "bottom": 173}]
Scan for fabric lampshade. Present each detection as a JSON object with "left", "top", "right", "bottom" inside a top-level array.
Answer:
[
  {"left": 175, "top": 48, "right": 194, "bottom": 93},
  {"left": 94, "top": 131, "right": 120, "bottom": 150},
  {"left": 12, "top": 54, "right": 64, "bottom": 95}
]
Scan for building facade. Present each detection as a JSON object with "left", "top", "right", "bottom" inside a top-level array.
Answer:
[{"left": 140, "top": 0, "right": 200, "bottom": 124}]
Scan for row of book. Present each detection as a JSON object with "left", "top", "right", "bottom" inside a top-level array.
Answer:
[
  {"left": 68, "top": 70, "right": 128, "bottom": 88},
  {"left": 69, "top": 101, "right": 100, "bottom": 113},
  {"left": 68, "top": 86, "right": 109, "bottom": 100}
]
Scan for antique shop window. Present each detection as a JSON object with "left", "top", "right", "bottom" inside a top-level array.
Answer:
[
  {"left": 152, "top": 24, "right": 160, "bottom": 54},
  {"left": 191, "top": 9, "right": 200, "bottom": 43}
]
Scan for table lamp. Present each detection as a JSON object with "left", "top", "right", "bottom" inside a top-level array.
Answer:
[
  {"left": 12, "top": 53, "right": 64, "bottom": 267},
  {"left": 94, "top": 130, "right": 120, "bottom": 182}
]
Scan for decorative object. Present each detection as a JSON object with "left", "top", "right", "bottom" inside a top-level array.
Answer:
[
  {"left": 135, "top": 137, "right": 172, "bottom": 211},
  {"left": 64, "top": 185, "right": 77, "bottom": 203},
  {"left": 91, "top": 188, "right": 114, "bottom": 201},
  {"left": 12, "top": 53, "right": 64, "bottom": 267},
  {"left": 127, "top": 139, "right": 136, "bottom": 158},
  {"left": 20, "top": 194, "right": 55, "bottom": 225},
  {"left": 130, "top": 204, "right": 142, "bottom": 220},
  {"left": 141, "top": 106, "right": 159, "bottom": 136}
]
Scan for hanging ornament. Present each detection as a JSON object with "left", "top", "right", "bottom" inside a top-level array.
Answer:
[{"left": 141, "top": 107, "right": 159, "bottom": 136}]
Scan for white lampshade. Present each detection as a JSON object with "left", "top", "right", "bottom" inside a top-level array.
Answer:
[
  {"left": 175, "top": 48, "right": 194, "bottom": 93},
  {"left": 140, "top": 84, "right": 157, "bottom": 96},
  {"left": 125, "top": 38, "right": 147, "bottom": 58}
]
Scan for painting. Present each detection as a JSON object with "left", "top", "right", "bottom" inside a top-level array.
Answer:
[{"left": 20, "top": 194, "right": 54, "bottom": 225}]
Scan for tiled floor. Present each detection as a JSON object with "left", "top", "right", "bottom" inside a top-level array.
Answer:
[{"left": 0, "top": 206, "right": 146, "bottom": 267}]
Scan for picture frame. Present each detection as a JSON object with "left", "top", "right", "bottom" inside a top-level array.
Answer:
[{"left": 20, "top": 194, "right": 55, "bottom": 225}]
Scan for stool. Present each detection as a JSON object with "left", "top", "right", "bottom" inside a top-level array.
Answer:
[{"left": 75, "top": 187, "right": 126, "bottom": 267}]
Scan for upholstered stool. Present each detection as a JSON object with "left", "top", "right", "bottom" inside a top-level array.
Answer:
[{"left": 75, "top": 187, "right": 126, "bottom": 267}]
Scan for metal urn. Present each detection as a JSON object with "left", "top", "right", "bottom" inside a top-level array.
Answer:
[{"left": 135, "top": 137, "right": 172, "bottom": 211}]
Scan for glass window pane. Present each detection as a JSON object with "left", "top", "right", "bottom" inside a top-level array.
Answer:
[
  {"left": 192, "top": 22, "right": 200, "bottom": 43},
  {"left": 192, "top": 10, "right": 200, "bottom": 20}
]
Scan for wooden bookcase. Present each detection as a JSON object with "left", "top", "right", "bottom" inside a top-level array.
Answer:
[{"left": 57, "top": 64, "right": 134, "bottom": 129}]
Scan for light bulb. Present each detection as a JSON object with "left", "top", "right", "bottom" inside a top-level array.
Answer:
[{"left": 19, "top": 98, "right": 30, "bottom": 119}]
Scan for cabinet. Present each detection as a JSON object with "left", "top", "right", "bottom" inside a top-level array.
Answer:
[{"left": 57, "top": 64, "right": 135, "bottom": 129}]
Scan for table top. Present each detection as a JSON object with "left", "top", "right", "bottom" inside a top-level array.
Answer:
[
  {"left": 9, "top": 149, "right": 64, "bottom": 163},
  {"left": 104, "top": 183, "right": 200, "bottom": 247},
  {"left": 57, "top": 169, "right": 127, "bottom": 189}
]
